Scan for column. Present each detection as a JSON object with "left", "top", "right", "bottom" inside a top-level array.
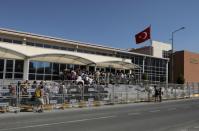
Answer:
[
  {"left": 23, "top": 59, "right": 30, "bottom": 80},
  {"left": 142, "top": 57, "right": 145, "bottom": 73}
]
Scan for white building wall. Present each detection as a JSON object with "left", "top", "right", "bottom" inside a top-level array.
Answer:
[{"left": 152, "top": 41, "right": 172, "bottom": 58}]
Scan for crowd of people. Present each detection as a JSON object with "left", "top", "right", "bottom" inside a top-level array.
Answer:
[{"left": 59, "top": 69, "right": 137, "bottom": 85}]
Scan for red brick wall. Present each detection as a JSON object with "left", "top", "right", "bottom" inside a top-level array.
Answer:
[
  {"left": 173, "top": 51, "right": 199, "bottom": 83},
  {"left": 184, "top": 51, "right": 199, "bottom": 83}
]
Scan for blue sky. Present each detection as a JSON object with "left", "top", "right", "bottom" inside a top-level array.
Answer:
[{"left": 0, "top": 0, "right": 198, "bottom": 52}]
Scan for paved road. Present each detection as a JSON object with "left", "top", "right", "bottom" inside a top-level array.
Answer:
[{"left": 1, "top": 99, "right": 199, "bottom": 131}]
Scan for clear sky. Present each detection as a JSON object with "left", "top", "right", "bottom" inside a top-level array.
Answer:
[{"left": 0, "top": 0, "right": 198, "bottom": 52}]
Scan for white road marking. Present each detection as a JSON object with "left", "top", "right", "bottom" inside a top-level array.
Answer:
[
  {"left": 128, "top": 112, "right": 140, "bottom": 116},
  {"left": 149, "top": 110, "right": 160, "bottom": 113},
  {"left": 167, "top": 108, "right": 177, "bottom": 111},
  {"left": 0, "top": 115, "right": 116, "bottom": 131}
]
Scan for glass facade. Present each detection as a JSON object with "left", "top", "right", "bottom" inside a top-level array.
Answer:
[
  {"left": 0, "top": 59, "right": 24, "bottom": 80},
  {"left": 132, "top": 56, "right": 167, "bottom": 83},
  {"left": 29, "top": 61, "right": 79, "bottom": 81}
]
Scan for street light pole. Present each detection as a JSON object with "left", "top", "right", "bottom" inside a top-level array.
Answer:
[{"left": 171, "top": 27, "right": 185, "bottom": 83}]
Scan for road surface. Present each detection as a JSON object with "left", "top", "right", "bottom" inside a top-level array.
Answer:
[{"left": 1, "top": 99, "right": 199, "bottom": 131}]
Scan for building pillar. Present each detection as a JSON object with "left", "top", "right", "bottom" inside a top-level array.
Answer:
[
  {"left": 23, "top": 59, "right": 30, "bottom": 80},
  {"left": 166, "top": 60, "right": 169, "bottom": 84},
  {"left": 142, "top": 57, "right": 145, "bottom": 73}
]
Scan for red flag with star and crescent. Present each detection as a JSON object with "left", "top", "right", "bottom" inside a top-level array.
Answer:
[{"left": 135, "top": 26, "right": 151, "bottom": 44}]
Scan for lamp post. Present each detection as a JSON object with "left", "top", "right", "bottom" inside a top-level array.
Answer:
[{"left": 171, "top": 27, "right": 185, "bottom": 83}]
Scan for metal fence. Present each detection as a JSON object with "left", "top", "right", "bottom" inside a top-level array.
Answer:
[{"left": 0, "top": 81, "right": 199, "bottom": 113}]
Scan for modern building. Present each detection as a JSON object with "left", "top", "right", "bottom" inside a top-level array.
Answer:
[
  {"left": 129, "top": 41, "right": 172, "bottom": 58},
  {"left": 0, "top": 28, "right": 169, "bottom": 84},
  {"left": 173, "top": 50, "right": 199, "bottom": 83}
]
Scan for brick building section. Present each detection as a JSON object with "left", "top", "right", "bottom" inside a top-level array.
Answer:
[{"left": 173, "top": 51, "right": 199, "bottom": 83}]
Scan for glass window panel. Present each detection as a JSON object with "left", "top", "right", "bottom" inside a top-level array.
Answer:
[
  {"left": 53, "top": 63, "right": 59, "bottom": 75},
  {"left": 5, "top": 73, "right": 12, "bottom": 79},
  {"left": 44, "top": 75, "right": 51, "bottom": 80},
  {"left": 14, "top": 73, "right": 23, "bottom": 79},
  {"left": 37, "top": 62, "right": 44, "bottom": 74},
  {"left": 13, "top": 40, "right": 22, "bottom": 44},
  {"left": 44, "top": 62, "right": 52, "bottom": 74},
  {"left": 29, "top": 61, "right": 37, "bottom": 73},
  {"left": 15, "top": 60, "right": 24, "bottom": 72},
  {"left": 26, "top": 42, "right": 35, "bottom": 46},
  {"left": 35, "top": 43, "right": 43, "bottom": 47},
  {"left": 52, "top": 75, "right": 59, "bottom": 80},
  {"left": 36, "top": 74, "right": 43, "bottom": 80},
  {"left": 74, "top": 65, "right": 80, "bottom": 70},
  {"left": 60, "top": 47, "right": 67, "bottom": 50},
  {"left": 60, "top": 64, "right": 66, "bottom": 72},
  {"left": 0, "top": 59, "right": 4, "bottom": 72},
  {"left": 3, "top": 38, "right": 12, "bottom": 43},
  {"left": 6, "top": 60, "right": 13, "bottom": 72},
  {"left": 44, "top": 44, "right": 52, "bottom": 48},
  {"left": 52, "top": 46, "right": 60, "bottom": 49},
  {"left": 29, "top": 74, "right": 35, "bottom": 80},
  {"left": 67, "top": 64, "right": 74, "bottom": 70},
  {"left": 0, "top": 73, "right": 3, "bottom": 79}
]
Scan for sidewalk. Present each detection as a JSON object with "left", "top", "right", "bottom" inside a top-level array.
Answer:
[{"left": 1, "top": 97, "right": 198, "bottom": 119}]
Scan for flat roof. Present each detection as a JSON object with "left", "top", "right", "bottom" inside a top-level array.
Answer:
[{"left": 0, "top": 28, "right": 169, "bottom": 60}]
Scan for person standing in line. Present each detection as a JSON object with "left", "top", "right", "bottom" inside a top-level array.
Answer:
[
  {"left": 158, "top": 87, "right": 162, "bottom": 102},
  {"left": 154, "top": 85, "right": 158, "bottom": 102}
]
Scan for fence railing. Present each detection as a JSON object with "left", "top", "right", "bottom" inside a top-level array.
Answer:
[{"left": 0, "top": 81, "right": 199, "bottom": 113}]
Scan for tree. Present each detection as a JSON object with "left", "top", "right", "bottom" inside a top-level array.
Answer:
[{"left": 176, "top": 74, "right": 185, "bottom": 84}]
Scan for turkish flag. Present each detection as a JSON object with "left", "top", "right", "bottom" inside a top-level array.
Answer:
[{"left": 135, "top": 26, "right": 151, "bottom": 44}]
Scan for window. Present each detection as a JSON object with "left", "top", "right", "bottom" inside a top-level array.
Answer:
[
  {"left": 163, "top": 50, "right": 172, "bottom": 58},
  {"left": 35, "top": 43, "right": 43, "bottom": 47},
  {"left": 26, "top": 42, "right": 35, "bottom": 46},
  {"left": 60, "top": 64, "right": 66, "bottom": 72},
  {"left": 60, "top": 47, "right": 67, "bottom": 50},
  {"left": 0, "top": 59, "right": 4, "bottom": 72},
  {"left": 36, "top": 74, "right": 43, "bottom": 80},
  {"left": 44, "top": 62, "right": 52, "bottom": 74},
  {"left": 14, "top": 73, "right": 23, "bottom": 79},
  {"left": 5, "top": 73, "right": 12, "bottom": 79},
  {"left": 29, "top": 61, "right": 37, "bottom": 73},
  {"left": 52, "top": 46, "right": 60, "bottom": 49},
  {"left": 3, "top": 38, "right": 12, "bottom": 43},
  {"left": 29, "top": 74, "right": 35, "bottom": 80},
  {"left": 15, "top": 60, "right": 24, "bottom": 72},
  {"left": 14, "top": 60, "right": 24, "bottom": 79},
  {"left": 53, "top": 63, "right": 59, "bottom": 75},
  {"left": 13, "top": 40, "right": 22, "bottom": 44},
  {"left": 37, "top": 62, "right": 44, "bottom": 74},
  {"left": 6, "top": 60, "right": 13, "bottom": 72},
  {"left": 44, "top": 44, "right": 52, "bottom": 48}
]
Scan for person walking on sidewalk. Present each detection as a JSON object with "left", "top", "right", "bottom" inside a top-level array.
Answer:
[{"left": 34, "top": 84, "right": 44, "bottom": 112}]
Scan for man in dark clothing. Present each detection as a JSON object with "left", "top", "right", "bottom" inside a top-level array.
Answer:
[
  {"left": 158, "top": 87, "right": 162, "bottom": 102},
  {"left": 154, "top": 85, "right": 158, "bottom": 102}
]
